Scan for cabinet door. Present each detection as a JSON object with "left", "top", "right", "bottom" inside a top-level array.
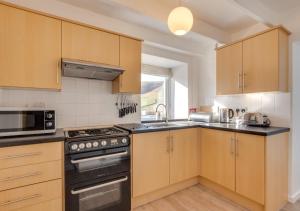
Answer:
[
  {"left": 216, "top": 42, "right": 243, "bottom": 95},
  {"left": 62, "top": 21, "right": 119, "bottom": 66},
  {"left": 170, "top": 128, "right": 199, "bottom": 184},
  {"left": 243, "top": 30, "right": 279, "bottom": 93},
  {"left": 200, "top": 129, "right": 235, "bottom": 191},
  {"left": 132, "top": 131, "right": 170, "bottom": 197},
  {"left": 113, "top": 37, "right": 141, "bottom": 94},
  {"left": 236, "top": 133, "right": 265, "bottom": 204},
  {"left": 0, "top": 4, "right": 61, "bottom": 89}
]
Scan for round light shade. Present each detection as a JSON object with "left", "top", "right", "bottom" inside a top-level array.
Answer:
[{"left": 168, "top": 6, "right": 193, "bottom": 36}]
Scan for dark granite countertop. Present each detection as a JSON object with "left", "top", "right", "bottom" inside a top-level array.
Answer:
[
  {"left": 0, "top": 129, "right": 65, "bottom": 148},
  {"left": 116, "top": 121, "right": 290, "bottom": 136}
]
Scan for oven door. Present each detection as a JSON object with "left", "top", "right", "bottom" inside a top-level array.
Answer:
[
  {"left": 66, "top": 172, "right": 130, "bottom": 211},
  {"left": 65, "top": 147, "right": 130, "bottom": 185}
]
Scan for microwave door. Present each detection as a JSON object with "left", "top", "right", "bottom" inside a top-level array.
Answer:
[{"left": 0, "top": 111, "right": 49, "bottom": 136}]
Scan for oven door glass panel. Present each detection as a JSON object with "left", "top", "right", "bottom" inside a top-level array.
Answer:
[
  {"left": 0, "top": 111, "right": 44, "bottom": 132},
  {"left": 69, "top": 174, "right": 130, "bottom": 211}
]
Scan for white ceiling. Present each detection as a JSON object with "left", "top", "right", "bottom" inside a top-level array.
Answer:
[
  {"left": 58, "top": 0, "right": 300, "bottom": 42},
  {"left": 257, "top": 0, "right": 300, "bottom": 13},
  {"left": 142, "top": 54, "right": 186, "bottom": 69},
  {"left": 181, "top": 0, "right": 258, "bottom": 32}
]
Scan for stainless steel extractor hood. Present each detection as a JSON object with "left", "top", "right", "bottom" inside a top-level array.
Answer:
[{"left": 62, "top": 59, "right": 124, "bottom": 81}]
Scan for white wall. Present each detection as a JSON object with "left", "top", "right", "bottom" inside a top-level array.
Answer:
[
  {"left": 289, "top": 42, "right": 300, "bottom": 202},
  {"left": 0, "top": 77, "right": 140, "bottom": 128},
  {"left": 171, "top": 65, "right": 189, "bottom": 119}
]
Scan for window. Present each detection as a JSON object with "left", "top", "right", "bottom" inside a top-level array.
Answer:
[{"left": 141, "top": 74, "right": 168, "bottom": 121}]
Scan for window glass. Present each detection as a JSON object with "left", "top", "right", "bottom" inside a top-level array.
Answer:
[{"left": 141, "top": 74, "right": 167, "bottom": 121}]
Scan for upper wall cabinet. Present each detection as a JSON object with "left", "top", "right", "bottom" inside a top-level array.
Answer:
[
  {"left": 216, "top": 27, "right": 290, "bottom": 95},
  {"left": 113, "top": 37, "right": 142, "bottom": 94},
  {"left": 0, "top": 4, "right": 62, "bottom": 89},
  {"left": 62, "top": 21, "right": 120, "bottom": 67},
  {"left": 216, "top": 42, "right": 243, "bottom": 95}
]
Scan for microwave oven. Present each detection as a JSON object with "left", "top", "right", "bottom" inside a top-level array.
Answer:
[{"left": 0, "top": 108, "right": 56, "bottom": 137}]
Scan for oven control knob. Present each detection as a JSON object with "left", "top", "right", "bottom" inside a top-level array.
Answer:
[
  {"left": 101, "top": 140, "right": 107, "bottom": 146},
  {"left": 86, "top": 142, "right": 92, "bottom": 148},
  {"left": 121, "top": 138, "right": 127, "bottom": 144},
  {"left": 92, "top": 141, "right": 99, "bottom": 147},
  {"left": 79, "top": 143, "right": 85, "bottom": 149},
  {"left": 71, "top": 144, "right": 78, "bottom": 150}
]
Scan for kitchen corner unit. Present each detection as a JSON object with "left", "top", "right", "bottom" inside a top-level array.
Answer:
[{"left": 120, "top": 123, "right": 289, "bottom": 211}]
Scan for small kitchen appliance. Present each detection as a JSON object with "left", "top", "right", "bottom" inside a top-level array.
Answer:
[
  {"left": 0, "top": 108, "right": 55, "bottom": 137},
  {"left": 244, "top": 112, "right": 271, "bottom": 127},
  {"left": 219, "top": 108, "right": 234, "bottom": 123},
  {"left": 64, "top": 126, "right": 131, "bottom": 211}
]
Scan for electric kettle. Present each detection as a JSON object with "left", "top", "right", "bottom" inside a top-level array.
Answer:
[{"left": 219, "top": 108, "right": 234, "bottom": 123}]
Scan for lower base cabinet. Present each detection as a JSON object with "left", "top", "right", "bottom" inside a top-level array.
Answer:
[
  {"left": 0, "top": 142, "right": 63, "bottom": 211},
  {"left": 200, "top": 128, "right": 288, "bottom": 211},
  {"left": 132, "top": 131, "right": 170, "bottom": 197},
  {"left": 200, "top": 129, "right": 235, "bottom": 191},
  {"left": 170, "top": 128, "right": 199, "bottom": 184},
  {"left": 132, "top": 128, "right": 199, "bottom": 197}
]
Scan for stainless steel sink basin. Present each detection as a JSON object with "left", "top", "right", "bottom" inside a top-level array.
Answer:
[{"left": 144, "top": 122, "right": 185, "bottom": 128}]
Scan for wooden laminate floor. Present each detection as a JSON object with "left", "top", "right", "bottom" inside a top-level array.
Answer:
[{"left": 134, "top": 185, "right": 299, "bottom": 211}]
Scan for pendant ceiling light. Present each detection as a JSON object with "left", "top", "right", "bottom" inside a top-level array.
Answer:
[{"left": 168, "top": 2, "right": 193, "bottom": 36}]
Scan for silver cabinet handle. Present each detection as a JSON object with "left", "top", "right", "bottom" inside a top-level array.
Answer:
[
  {"left": 0, "top": 152, "right": 42, "bottom": 160},
  {"left": 166, "top": 136, "right": 170, "bottom": 153},
  {"left": 71, "top": 151, "right": 128, "bottom": 164},
  {"left": 170, "top": 136, "right": 174, "bottom": 152},
  {"left": 71, "top": 176, "right": 128, "bottom": 195},
  {"left": 242, "top": 73, "right": 246, "bottom": 91},
  {"left": 230, "top": 137, "right": 235, "bottom": 155},
  {"left": 236, "top": 139, "right": 239, "bottom": 157},
  {"left": 0, "top": 194, "right": 42, "bottom": 206},
  {"left": 0, "top": 171, "right": 42, "bottom": 182},
  {"left": 238, "top": 72, "right": 242, "bottom": 89}
]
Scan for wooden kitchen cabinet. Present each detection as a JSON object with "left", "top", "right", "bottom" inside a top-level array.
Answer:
[
  {"left": 0, "top": 142, "right": 63, "bottom": 211},
  {"left": 216, "top": 42, "right": 243, "bottom": 95},
  {"left": 235, "top": 133, "right": 265, "bottom": 204},
  {"left": 113, "top": 36, "right": 142, "bottom": 94},
  {"left": 243, "top": 28, "right": 289, "bottom": 93},
  {"left": 216, "top": 26, "right": 290, "bottom": 95},
  {"left": 170, "top": 128, "right": 199, "bottom": 184},
  {"left": 0, "top": 4, "right": 61, "bottom": 89},
  {"left": 200, "top": 128, "right": 236, "bottom": 191},
  {"left": 62, "top": 21, "right": 120, "bottom": 66},
  {"left": 132, "top": 131, "right": 170, "bottom": 197}
]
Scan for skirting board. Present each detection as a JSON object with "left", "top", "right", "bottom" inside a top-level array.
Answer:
[{"left": 289, "top": 190, "right": 300, "bottom": 203}]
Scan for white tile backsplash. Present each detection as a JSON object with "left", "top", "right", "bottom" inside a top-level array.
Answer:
[
  {"left": 214, "top": 92, "right": 291, "bottom": 127},
  {"left": 0, "top": 77, "right": 141, "bottom": 128}
]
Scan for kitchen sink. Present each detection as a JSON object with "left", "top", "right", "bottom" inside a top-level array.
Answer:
[{"left": 144, "top": 122, "right": 188, "bottom": 128}]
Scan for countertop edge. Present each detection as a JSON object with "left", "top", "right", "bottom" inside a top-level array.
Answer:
[
  {"left": 0, "top": 129, "right": 65, "bottom": 148},
  {"left": 118, "top": 124, "right": 290, "bottom": 136}
]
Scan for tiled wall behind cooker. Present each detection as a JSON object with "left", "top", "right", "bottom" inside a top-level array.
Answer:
[{"left": 0, "top": 77, "right": 141, "bottom": 128}]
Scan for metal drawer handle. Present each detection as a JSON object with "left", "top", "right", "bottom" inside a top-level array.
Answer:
[
  {"left": 0, "top": 171, "right": 42, "bottom": 182},
  {"left": 0, "top": 194, "right": 42, "bottom": 206},
  {"left": 0, "top": 152, "right": 42, "bottom": 160},
  {"left": 70, "top": 151, "right": 128, "bottom": 164},
  {"left": 71, "top": 176, "right": 128, "bottom": 195}
]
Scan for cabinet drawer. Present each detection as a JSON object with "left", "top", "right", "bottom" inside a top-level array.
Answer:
[
  {"left": 0, "top": 179, "right": 62, "bottom": 211},
  {"left": 13, "top": 198, "right": 62, "bottom": 211},
  {"left": 0, "top": 160, "right": 62, "bottom": 191},
  {"left": 0, "top": 142, "right": 63, "bottom": 169}
]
